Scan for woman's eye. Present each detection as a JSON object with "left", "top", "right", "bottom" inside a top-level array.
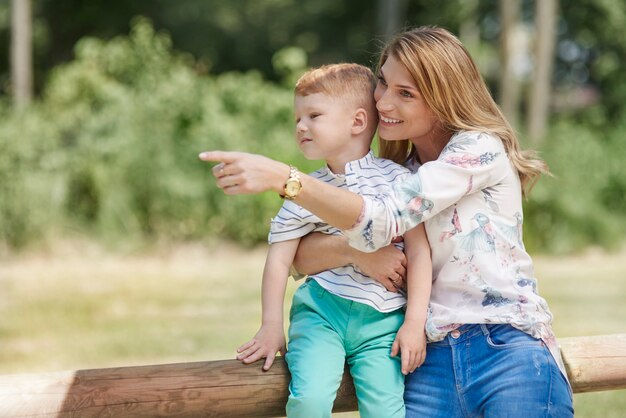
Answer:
[
  {"left": 400, "top": 90, "right": 413, "bottom": 98},
  {"left": 377, "top": 76, "right": 387, "bottom": 86}
]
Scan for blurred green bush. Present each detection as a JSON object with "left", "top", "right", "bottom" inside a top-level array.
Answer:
[
  {"left": 1, "top": 18, "right": 624, "bottom": 253},
  {"left": 523, "top": 117, "right": 626, "bottom": 253},
  {"left": 0, "top": 18, "right": 313, "bottom": 248}
]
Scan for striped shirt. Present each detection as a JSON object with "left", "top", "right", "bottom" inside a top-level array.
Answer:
[{"left": 269, "top": 150, "right": 411, "bottom": 312}]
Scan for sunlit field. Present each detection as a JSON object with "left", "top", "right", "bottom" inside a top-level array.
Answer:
[{"left": 1, "top": 241, "right": 624, "bottom": 417}]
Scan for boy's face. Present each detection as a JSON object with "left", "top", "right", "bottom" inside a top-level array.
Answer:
[{"left": 294, "top": 93, "right": 356, "bottom": 161}]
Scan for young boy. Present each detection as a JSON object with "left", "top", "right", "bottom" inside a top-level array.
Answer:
[{"left": 236, "top": 63, "right": 432, "bottom": 418}]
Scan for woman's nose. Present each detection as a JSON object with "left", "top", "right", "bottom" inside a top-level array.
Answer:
[{"left": 376, "top": 93, "right": 394, "bottom": 112}]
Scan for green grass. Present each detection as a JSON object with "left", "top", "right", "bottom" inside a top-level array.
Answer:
[{"left": 0, "top": 242, "right": 624, "bottom": 417}]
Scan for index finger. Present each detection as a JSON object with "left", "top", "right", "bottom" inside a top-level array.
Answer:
[
  {"left": 237, "top": 339, "right": 256, "bottom": 353},
  {"left": 198, "top": 150, "right": 239, "bottom": 163}
]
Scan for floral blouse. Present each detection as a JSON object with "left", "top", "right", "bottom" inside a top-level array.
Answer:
[{"left": 344, "top": 130, "right": 568, "bottom": 379}]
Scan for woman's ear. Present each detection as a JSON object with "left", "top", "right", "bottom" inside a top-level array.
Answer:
[{"left": 351, "top": 108, "right": 368, "bottom": 135}]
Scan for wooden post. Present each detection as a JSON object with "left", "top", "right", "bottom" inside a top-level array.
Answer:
[
  {"left": 0, "top": 359, "right": 356, "bottom": 417},
  {"left": 0, "top": 334, "right": 624, "bottom": 417},
  {"left": 560, "top": 334, "right": 626, "bottom": 393}
]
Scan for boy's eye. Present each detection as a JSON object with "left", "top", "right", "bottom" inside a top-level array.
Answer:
[{"left": 310, "top": 113, "right": 321, "bottom": 119}]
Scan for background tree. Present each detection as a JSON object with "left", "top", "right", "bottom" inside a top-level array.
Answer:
[
  {"left": 498, "top": 0, "right": 523, "bottom": 129},
  {"left": 526, "top": 0, "right": 558, "bottom": 143},
  {"left": 1, "top": 0, "right": 626, "bottom": 254},
  {"left": 10, "top": 0, "right": 32, "bottom": 108},
  {"left": 377, "top": 0, "right": 409, "bottom": 41}
]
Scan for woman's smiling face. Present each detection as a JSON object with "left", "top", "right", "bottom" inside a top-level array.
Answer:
[{"left": 374, "top": 55, "right": 441, "bottom": 147}]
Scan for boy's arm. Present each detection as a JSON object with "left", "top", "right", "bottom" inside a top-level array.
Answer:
[
  {"left": 391, "top": 223, "right": 432, "bottom": 375},
  {"left": 293, "top": 233, "right": 407, "bottom": 292},
  {"left": 237, "top": 239, "right": 300, "bottom": 370}
]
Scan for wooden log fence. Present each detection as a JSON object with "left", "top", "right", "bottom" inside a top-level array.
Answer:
[{"left": 1, "top": 334, "right": 625, "bottom": 417}]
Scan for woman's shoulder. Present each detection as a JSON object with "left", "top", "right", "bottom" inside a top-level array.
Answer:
[{"left": 443, "top": 130, "right": 505, "bottom": 155}]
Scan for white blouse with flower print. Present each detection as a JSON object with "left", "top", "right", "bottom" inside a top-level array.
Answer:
[{"left": 344, "top": 130, "right": 568, "bottom": 379}]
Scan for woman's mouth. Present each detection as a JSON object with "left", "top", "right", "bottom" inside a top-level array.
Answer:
[{"left": 380, "top": 115, "right": 402, "bottom": 124}]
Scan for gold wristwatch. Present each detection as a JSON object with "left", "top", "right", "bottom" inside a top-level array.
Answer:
[{"left": 282, "top": 165, "right": 302, "bottom": 200}]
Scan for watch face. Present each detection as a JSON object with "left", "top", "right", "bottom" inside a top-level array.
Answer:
[{"left": 285, "top": 180, "right": 301, "bottom": 196}]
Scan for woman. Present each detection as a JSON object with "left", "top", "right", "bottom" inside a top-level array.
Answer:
[{"left": 200, "top": 26, "right": 573, "bottom": 417}]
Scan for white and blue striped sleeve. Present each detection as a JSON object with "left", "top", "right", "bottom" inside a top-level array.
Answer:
[{"left": 268, "top": 200, "right": 317, "bottom": 244}]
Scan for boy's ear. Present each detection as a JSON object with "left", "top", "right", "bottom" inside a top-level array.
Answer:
[{"left": 351, "top": 108, "right": 368, "bottom": 135}]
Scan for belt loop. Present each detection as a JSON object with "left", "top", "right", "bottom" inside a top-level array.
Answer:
[{"left": 480, "top": 324, "right": 490, "bottom": 336}]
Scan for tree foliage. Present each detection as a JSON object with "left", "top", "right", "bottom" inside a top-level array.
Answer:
[
  {"left": 0, "top": 19, "right": 313, "bottom": 248},
  {"left": 523, "top": 119, "right": 626, "bottom": 253},
  {"left": 1, "top": 2, "right": 625, "bottom": 253},
  {"left": 0, "top": 0, "right": 621, "bottom": 121}
]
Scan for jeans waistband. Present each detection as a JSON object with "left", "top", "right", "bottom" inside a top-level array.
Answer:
[{"left": 430, "top": 324, "right": 497, "bottom": 346}]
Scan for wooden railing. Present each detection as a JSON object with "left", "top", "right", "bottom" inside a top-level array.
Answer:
[{"left": 1, "top": 334, "right": 625, "bottom": 417}]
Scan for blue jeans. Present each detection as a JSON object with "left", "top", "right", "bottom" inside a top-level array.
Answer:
[{"left": 405, "top": 324, "right": 574, "bottom": 418}]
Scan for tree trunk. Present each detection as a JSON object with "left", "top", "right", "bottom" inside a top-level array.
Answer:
[
  {"left": 459, "top": 0, "right": 480, "bottom": 56},
  {"left": 11, "top": 0, "right": 33, "bottom": 108},
  {"left": 499, "top": 0, "right": 523, "bottom": 129},
  {"left": 377, "top": 0, "right": 408, "bottom": 41},
  {"left": 526, "top": 0, "right": 558, "bottom": 143}
]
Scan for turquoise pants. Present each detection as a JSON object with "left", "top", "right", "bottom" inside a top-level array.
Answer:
[{"left": 285, "top": 279, "right": 405, "bottom": 418}]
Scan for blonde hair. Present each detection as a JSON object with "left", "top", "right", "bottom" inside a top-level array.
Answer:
[
  {"left": 295, "top": 63, "right": 378, "bottom": 136},
  {"left": 377, "top": 26, "right": 549, "bottom": 197}
]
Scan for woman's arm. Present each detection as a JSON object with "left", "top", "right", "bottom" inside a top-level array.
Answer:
[
  {"left": 200, "top": 133, "right": 509, "bottom": 250},
  {"left": 292, "top": 233, "right": 351, "bottom": 275},
  {"left": 200, "top": 151, "right": 406, "bottom": 250},
  {"left": 293, "top": 233, "right": 407, "bottom": 292},
  {"left": 199, "top": 151, "right": 364, "bottom": 230}
]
